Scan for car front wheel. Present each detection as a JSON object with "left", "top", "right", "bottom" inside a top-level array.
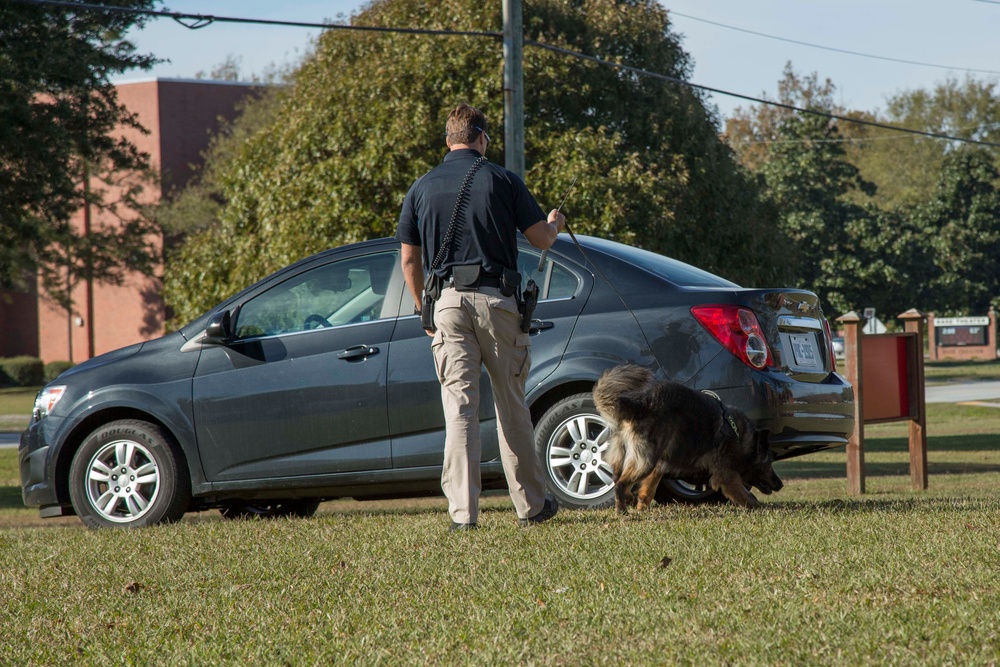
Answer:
[
  {"left": 534, "top": 393, "right": 615, "bottom": 509},
  {"left": 68, "top": 419, "right": 191, "bottom": 529}
]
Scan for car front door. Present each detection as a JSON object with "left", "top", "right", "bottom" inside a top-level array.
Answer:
[
  {"left": 192, "top": 248, "right": 402, "bottom": 482},
  {"left": 385, "top": 243, "right": 590, "bottom": 469}
]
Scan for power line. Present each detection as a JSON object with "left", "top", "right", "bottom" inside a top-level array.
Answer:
[
  {"left": 527, "top": 41, "right": 1000, "bottom": 148},
  {"left": 11, "top": 0, "right": 1000, "bottom": 148},
  {"left": 9, "top": 0, "right": 503, "bottom": 39},
  {"left": 668, "top": 9, "right": 1000, "bottom": 76}
]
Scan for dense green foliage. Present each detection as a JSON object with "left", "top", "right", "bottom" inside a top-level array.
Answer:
[
  {"left": 159, "top": 4, "right": 1000, "bottom": 325},
  {"left": 0, "top": 1, "right": 161, "bottom": 311},
  {"left": 163, "top": 0, "right": 785, "bottom": 325},
  {"left": 853, "top": 76, "right": 1000, "bottom": 210},
  {"left": 727, "top": 65, "right": 1000, "bottom": 319},
  {"left": 0, "top": 356, "right": 44, "bottom": 387}
]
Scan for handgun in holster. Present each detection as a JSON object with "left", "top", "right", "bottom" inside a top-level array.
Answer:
[{"left": 518, "top": 279, "right": 539, "bottom": 333}]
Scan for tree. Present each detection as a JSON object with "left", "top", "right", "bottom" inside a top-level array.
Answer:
[
  {"left": 816, "top": 206, "right": 935, "bottom": 318},
  {"left": 727, "top": 64, "right": 875, "bottom": 294},
  {"left": 164, "top": 0, "right": 787, "bottom": 325},
  {"left": 851, "top": 76, "right": 1000, "bottom": 210},
  {"left": 919, "top": 148, "right": 1000, "bottom": 315},
  {"left": 0, "top": 1, "right": 161, "bottom": 308}
]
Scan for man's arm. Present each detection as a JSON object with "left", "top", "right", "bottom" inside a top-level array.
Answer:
[
  {"left": 400, "top": 242, "right": 424, "bottom": 312},
  {"left": 523, "top": 209, "right": 566, "bottom": 250}
]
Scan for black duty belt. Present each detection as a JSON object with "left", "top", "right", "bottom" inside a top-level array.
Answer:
[{"left": 448, "top": 273, "right": 504, "bottom": 290}]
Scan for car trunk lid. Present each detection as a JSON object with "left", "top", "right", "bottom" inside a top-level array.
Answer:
[{"left": 740, "top": 289, "right": 835, "bottom": 381}]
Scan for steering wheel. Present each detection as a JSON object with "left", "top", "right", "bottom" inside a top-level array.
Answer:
[{"left": 303, "top": 313, "right": 332, "bottom": 330}]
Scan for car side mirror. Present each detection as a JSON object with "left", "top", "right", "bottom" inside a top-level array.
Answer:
[{"left": 203, "top": 310, "right": 232, "bottom": 345}]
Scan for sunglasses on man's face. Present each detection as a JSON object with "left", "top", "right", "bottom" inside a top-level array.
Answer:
[{"left": 473, "top": 126, "right": 490, "bottom": 147}]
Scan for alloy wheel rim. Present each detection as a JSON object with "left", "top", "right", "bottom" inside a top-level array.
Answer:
[
  {"left": 663, "top": 478, "right": 716, "bottom": 500},
  {"left": 546, "top": 414, "right": 615, "bottom": 500},
  {"left": 84, "top": 439, "right": 160, "bottom": 523}
]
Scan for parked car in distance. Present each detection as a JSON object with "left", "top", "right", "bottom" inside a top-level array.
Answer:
[
  {"left": 20, "top": 235, "right": 855, "bottom": 528},
  {"left": 832, "top": 336, "right": 845, "bottom": 360}
]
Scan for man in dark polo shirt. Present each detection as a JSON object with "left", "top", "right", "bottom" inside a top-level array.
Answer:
[{"left": 396, "top": 103, "right": 566, "bottom": 532}]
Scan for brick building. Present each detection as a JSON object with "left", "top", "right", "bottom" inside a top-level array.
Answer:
[{"left": 0, "top": 79, "right": 257, "bottom": 364}]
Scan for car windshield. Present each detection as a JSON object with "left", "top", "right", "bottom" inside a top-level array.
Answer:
[{"left": 584, "top": 237, "right": 740, "bottom": 288}]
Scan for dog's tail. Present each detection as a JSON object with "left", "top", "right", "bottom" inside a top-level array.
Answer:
[{"left": 593, "top": 364, "right": 656, "bottom": 427}]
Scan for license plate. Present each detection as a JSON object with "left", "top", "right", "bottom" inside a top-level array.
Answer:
[{"left": 790, "top": 334, "right": 820, "bottom": 368}]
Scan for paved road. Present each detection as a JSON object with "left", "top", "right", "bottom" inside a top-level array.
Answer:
[
  {"left": 1, "top": 433, "right": 19, "bottom": 448},
  {"left": 925, "top": 380, "right": 1000, "bottom": 404}
]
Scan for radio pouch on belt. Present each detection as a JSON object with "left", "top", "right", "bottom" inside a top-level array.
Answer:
[{"left": 420, "top": 156, "right": 488, "bottom": 333}]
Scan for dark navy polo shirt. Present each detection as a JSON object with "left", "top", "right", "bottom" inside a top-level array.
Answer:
[{"left": 396, "top": 148, "right": 546, "bottom": 279}]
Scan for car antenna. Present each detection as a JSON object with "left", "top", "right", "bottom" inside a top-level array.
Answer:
[
  {"left": 532, "top": 179, "right": 652, "bottom": 353},
  {"left": 537, "top": 177, "right": 577, "bottom": 272}
]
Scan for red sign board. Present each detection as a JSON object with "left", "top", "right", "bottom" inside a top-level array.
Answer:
[{"left": 861, "top": 334, "right": 913, "bottom": 422}]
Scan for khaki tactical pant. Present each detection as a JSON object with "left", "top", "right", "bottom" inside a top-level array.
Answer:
[{"left": 431, "top": 286, "right": 548, "bottom": 524}]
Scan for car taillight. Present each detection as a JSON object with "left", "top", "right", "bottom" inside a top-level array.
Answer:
[
  {"left": 822, "top": 318, "right": 837, "bottom": 370},
  {"left": 691, "top": 305, "right": 774, "bottom": 370}
]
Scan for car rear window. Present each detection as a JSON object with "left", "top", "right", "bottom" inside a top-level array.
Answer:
[{"left": 587, "top": 238, "right": 740, "bottom": 288}]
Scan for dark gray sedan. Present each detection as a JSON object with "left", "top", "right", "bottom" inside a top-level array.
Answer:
[{"left": 20, "top": 235, "right": 854, "bottom": 527}]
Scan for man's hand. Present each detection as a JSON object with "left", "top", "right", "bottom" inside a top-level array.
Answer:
[
  {"left": 524, "top": 210, "right": 566, "bottom": 250},
  {"left": 548, "top": 209, "right": 566, "bottom": 233}
]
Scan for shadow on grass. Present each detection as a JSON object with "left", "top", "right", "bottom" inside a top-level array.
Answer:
[
  {"left": 775, "top": 433, "right": 1000, "bottom": 480},
  {"left": 0, "top": 485, "right": 23, "bottom": 509},
  {"left": 775, "top": 459, "right": 1000, "bottom": 480},
  {"left": 767, "top": 495, "right": 998, "bottom": 514},
  {"left": 858, "top": 433, "right": 1000, "bottom": 453}
]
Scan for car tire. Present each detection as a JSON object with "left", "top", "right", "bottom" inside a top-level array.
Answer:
[
  {"left": 534, "top": 393, "right": 615, "bottom": 510},
  {"left": 68, "top": 419, "right": 191, "bottom": 529},
  {"left": 219, "top": 500, "right": 321, "bottom": 520},
  {"left": 655, "top": 479, "right": 726, "bottom": 505}
]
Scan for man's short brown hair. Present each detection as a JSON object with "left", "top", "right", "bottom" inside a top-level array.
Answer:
[{"left": 446, "top": 103, "right": 488, "bottom": 144}]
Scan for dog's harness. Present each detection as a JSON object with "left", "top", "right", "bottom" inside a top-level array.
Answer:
[{"left": 702, "top": 390, "right": 740, "bottom": 445}]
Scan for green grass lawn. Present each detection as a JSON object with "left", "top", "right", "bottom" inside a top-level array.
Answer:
[
  {"left": 1, "top": 400, "right": 998, "bottom": 665},
  {"left": 923, "top": 358, "right": 1000, "bottom": 383},
  {"left": 0, "top": 386, "right": 36, "bottom": 432}
]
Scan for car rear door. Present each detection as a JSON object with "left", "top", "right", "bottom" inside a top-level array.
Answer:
[{"left": 192, "top": 248, "right": 402, "bottom": 482}]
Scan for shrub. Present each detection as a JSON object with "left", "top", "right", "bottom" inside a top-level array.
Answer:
[
  {"left": 0, "top": 356, "right": 44, "bottom": 387},
  {"left": 44, "top": 361, "right": 75, "bottom": 383}
]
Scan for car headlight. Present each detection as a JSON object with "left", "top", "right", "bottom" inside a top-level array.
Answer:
[{"left": 33, "top": 386, "right": 67, "bottom": 421}]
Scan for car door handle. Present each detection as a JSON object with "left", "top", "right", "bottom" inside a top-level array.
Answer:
[
  {"left": 337, "top": 345, "right": 379, "bottom": 360},
  {"left": 530, "top": 320, "right": 554, "bottom": 333}
]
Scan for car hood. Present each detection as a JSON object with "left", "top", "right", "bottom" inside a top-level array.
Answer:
[{"left": 52, "top": 342, "right": 144, "bottom": 383}]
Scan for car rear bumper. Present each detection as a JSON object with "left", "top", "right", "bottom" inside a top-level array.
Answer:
[{"left": 714, "top": 369, "right": 855, "bottom": 459}]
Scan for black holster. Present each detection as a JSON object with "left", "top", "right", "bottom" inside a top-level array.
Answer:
[
  {"left": 518, "top": 279, "right": 539, "bottom": 333},
  {"left": 421, "top": 273, "right": 443, "bottom": 332}
]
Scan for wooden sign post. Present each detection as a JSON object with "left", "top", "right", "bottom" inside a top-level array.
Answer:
[{"left": 836, "top": 309, "right": 929, "bottom": 494}]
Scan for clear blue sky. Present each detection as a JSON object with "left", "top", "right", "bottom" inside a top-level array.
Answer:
[{"left": 123, "top": 1, "right": 1000, "bottom": 121}]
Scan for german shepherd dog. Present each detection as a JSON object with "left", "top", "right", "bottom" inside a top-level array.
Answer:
[{"left": 594, "top": 365, "right": 783, "bottom": 513}]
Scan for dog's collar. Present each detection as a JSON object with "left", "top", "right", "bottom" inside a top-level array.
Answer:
[{"left": 703, "top": 390, "right": 740, "bottom": 443}]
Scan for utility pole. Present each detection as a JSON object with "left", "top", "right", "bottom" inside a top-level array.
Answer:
[{"left": 502, "top": 0, "right": 524, "bottom": 179}]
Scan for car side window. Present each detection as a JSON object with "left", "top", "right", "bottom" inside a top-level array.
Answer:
[
  {"left": 518, "top": 250, "right": 580, "bottom": 300},
  {"left": 234, "top": 250, "right": 399, "bottom": 339}
]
